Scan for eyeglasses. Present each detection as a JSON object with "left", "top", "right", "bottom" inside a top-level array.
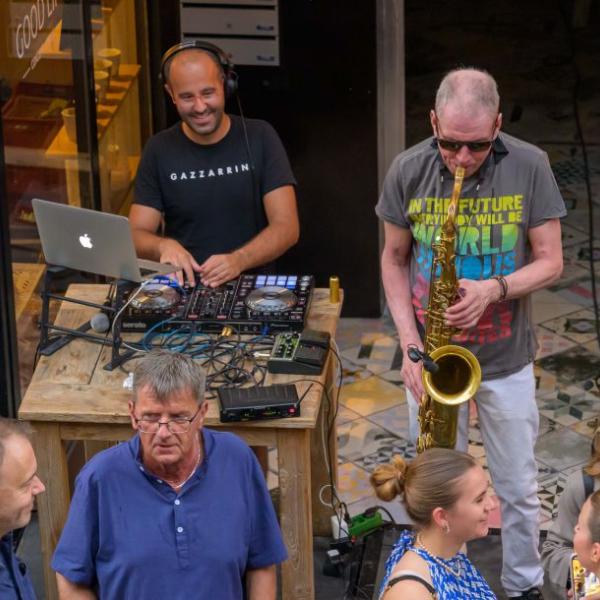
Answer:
[
  {"left": 434, "top": 116, "right": 497, "bottom": 153},
  {"left": 134, "top": 406, "right": 202, "bottom": 434}
]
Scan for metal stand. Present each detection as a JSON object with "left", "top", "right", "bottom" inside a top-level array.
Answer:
[
  {"left": 103, "top": 279, "right": 137, "bottom": 372},
  {"left": 38, "top": 266, "right": 138, "bottom": 371}
]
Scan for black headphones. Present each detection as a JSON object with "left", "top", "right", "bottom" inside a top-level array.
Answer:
[{"left": 160, "top": 40, "right": 238, "bottom": 98}]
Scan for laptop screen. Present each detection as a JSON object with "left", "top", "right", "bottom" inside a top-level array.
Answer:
[{"left": 32, "top": 199, "right": 145, "bottom": 282}]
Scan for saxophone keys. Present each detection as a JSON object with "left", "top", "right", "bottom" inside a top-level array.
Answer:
[{"left": 417, "top": 433, "right": 433, "bottom": 453}]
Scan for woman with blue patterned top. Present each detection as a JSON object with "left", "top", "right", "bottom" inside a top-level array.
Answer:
[{"left": 370, "top": 448, "right": 497, "bottom": 599}]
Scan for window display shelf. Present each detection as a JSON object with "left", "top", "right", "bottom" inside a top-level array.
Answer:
[{"left": 45, "top": 64, "right": 141, "bottom": 158}]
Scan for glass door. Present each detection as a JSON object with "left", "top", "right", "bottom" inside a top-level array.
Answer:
[{"left": 0, "top": 0, "right": 149, "bottom": 412}]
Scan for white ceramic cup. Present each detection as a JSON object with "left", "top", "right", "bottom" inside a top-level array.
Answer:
[
  {"left": 94, "top": 70, "right": 110, "bottom": 102},
  {"left": 97, "top": 48, "right": 121, "bottom": 77},
  {"left": 61, "top": 107, "right": 77, "bottom": 143}
]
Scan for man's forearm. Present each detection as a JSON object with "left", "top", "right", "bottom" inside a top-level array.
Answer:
[
  {"left": 381, "top": 252, "right": 421, "bottom": 349},
  {"left": 131, "top": 228, "right": 164, "bottom": 261},
  {"left": 56, "top": 573, "right": 96, "bottom": 600},
  {"left": 502, "top": 256, "right": 562, "bottom": 300},
  {"left": 500, "top": 218, "right": 563, "bottom": 299},
  {"left": 234, "top": 222, "right": 298, "bottom": 271},
  {"left": 246, "top": 565, "right": 276, "bottom": 600}
]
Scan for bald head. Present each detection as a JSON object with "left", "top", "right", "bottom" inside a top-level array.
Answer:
[
  {"left": 435, "top": 68, "right": 499, "bottom": 120},
  {"left": 163, "top": 48, "right": 224, "bottom": 86}
]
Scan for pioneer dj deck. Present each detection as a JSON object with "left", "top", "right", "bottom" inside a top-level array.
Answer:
[{"left": 121, "top": 274, "right": 314, "bottom": 334}]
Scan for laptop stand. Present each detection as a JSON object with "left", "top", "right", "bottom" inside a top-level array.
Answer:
[{"left": 38, "top": 266, "right": 138, "bottom": 370}]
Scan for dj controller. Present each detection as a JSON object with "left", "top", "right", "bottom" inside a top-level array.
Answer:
[{"left": 120, "top": 274, "right": 314, "bottom": 334}]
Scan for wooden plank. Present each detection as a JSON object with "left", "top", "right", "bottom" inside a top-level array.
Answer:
[
  {"left": 60, "top": 422, "right": 276, "bottom": 447},
  {"left": 311, "top": 353, "right": 339, "bottom": 536},
  {"left": 21, "top": 379, "right": 321, "bottom": 429},
  {"left": 19, "top": 383, "right": 132, "bottom": 422},
  {"left": 208, "top": 426, "right": 277, "bottom": 447},
  {"left": 61, "top": 423, "right": 133, "bottom": 442},
  {"left": 31, "top": 422, "right": 70, "bottom": 600},
  {"left": 12, "top": 263, "right": 45, "bottom": 320},
  {"left": 278, "top": 428, "right": 314, "bottom": 600},
  {"left": 83, "top": 440, "right": 116, "bottom": 461},
  {"left": 306, "top": 288, "right": 344, "bottom": 335}
]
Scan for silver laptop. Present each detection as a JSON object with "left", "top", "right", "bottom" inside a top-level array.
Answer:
[{"left": 32, "top": 199, "right": 174, "bottom": 283}]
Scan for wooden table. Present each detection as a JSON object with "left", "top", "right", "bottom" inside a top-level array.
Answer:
[{"left": 18, "top": 284, "right": 343, "bottom": 600}]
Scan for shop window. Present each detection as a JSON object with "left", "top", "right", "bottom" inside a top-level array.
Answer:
[{"left": 0, "top": 0, "right": 149, "bottom": 402}]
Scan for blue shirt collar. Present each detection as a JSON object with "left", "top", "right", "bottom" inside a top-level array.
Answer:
[{"left": 128, "top": 428, "right": 215, "bottom": 487}]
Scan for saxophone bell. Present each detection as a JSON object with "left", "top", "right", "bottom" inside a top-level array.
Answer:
[{"left": 422, "top": 344, "right": 481, "bottom": 407}]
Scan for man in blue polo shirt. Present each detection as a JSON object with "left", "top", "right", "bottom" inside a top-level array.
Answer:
[
  {"left": 52, "top": 350, "right": 287, "bottom": 599},
  {"left": 0, "top": 418, "right": 46, "bottom": 599}
]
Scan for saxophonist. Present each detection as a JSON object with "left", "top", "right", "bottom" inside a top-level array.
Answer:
[{"left": 377, "top": 68, "right": 565, "bottom": 600}]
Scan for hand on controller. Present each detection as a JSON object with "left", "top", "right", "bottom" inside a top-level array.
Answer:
[
  {"left": 158, "top": 239, "right": 201, "bottom": 286},
  {"left": 199, "top": 252, "right": 245, "bottom": 288}
]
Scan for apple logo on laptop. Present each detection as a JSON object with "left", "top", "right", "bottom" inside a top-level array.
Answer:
[{"left": 79, "top": 233, "right": 93, "bottom": 249}]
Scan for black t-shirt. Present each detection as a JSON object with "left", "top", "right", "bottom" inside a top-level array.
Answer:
[{"left": 134, "top": 115, "right": 296, "bottom": 264}]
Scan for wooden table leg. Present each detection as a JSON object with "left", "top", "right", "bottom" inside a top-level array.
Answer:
[
  {"left": 32, "top": 422, "right": 70, "bottom": 600},
  {"left": 83, "top": 440, "right": 114, "bottom": 462},
  {"left": 278, "top": 428, "right": 314, "bottom": 600},
  {"left": 311, "top": 357, "right": 339, "bottom": 536}
]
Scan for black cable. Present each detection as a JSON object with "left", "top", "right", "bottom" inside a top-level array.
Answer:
[
  {"left": 184, "top": 330, "right": 271, "bottom": 392},
  {"left": 556, "top": 0, "right": 600, "bottom": 351},
  {"left": 283, "top": 373, "right": 343, "bottom": 527},
  {"left": 369, "top": 505, "right": 397, "bottom": 526},
  {"left": 86, "top": 284, "right": 118, "bottom": 383},
  {"left": 342, "top": 539, "right": 374, "bottom": 600},
  {"left": 285, "top": 342, "right": 346, "bottom": 541},
  {"left": 117, "top": 353, "right": 144, "bottom": 373},
  {"left": 235, "top": 92, "right": 264, "bottom": 238},
  {"left": 328, "top": 345, "right": 347, "bottom": 533},
  {"left": 115, "top": 328, "right": 274, "bottom": 388},
  {"left": 32, "top": 341, "right": 41, "bottom": 373}
]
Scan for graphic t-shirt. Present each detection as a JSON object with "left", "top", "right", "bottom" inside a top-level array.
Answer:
[
  {"left": 134, "top": 115, "right": 296, "bottom": 264},
  {"left": 376, "top": 133, "right": 566, "bottom": 379}
]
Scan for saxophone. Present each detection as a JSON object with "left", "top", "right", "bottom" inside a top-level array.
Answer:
[{"left": 410, "top": 166, "right": 481, "bottom": 452}]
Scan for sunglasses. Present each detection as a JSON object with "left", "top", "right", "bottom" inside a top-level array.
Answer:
[
  {"left": 435, "top": 138, "right": 493, "bottom": 152},
  {"left": 434, "top": 115, "right": 497, "bottom": 153}
]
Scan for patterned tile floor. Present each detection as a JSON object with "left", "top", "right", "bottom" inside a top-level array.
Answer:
[{"left": 334, "top": 308, "right": 600, "bottom": 531}]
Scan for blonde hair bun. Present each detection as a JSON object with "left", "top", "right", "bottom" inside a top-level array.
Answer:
[
  {"left": 370, "top": 454, "right": 407, "bottom": 502},
  {"left": 369, "top": 448, "right": 478, "bottom": 527}
]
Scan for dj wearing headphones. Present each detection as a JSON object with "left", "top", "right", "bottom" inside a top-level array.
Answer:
[{"left": 130, "top": 41, "right": 299, "bottom": 287}]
